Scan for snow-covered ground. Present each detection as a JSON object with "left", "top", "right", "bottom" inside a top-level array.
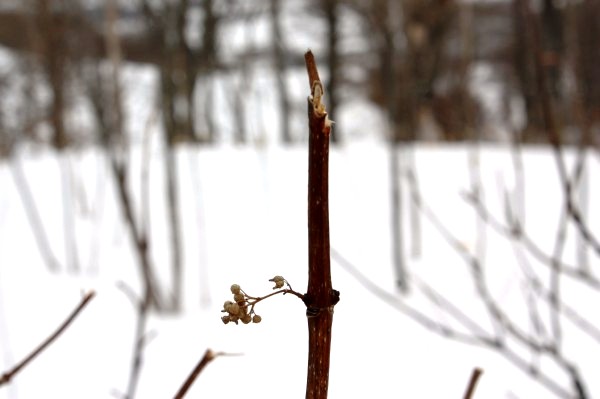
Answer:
[
  {"left": 0, "top": 142, "right": 598, "bottom": 398},
  {"left": 0, "top": 4, "right": 598, "bottom": 394}
]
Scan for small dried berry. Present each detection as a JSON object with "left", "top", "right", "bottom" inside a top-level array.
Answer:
[
  {"left": 230, "top": 284, "right": 241, "bottom": 295},
  {"left": 252, "top": 315, "right": 262, "bottom": 323},
  {"left": 233, "top": 293, "right": 245, "bottom": 303},
  {"left": 269, "top": 276, "right": 285, "bottom": 290},
  {"left": 228, "top": 303, "right": 240, "bottom": 315}
]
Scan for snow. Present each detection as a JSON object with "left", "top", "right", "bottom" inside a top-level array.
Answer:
[
  {"left": 0, "top": 142, "right": 598, "bottom": 398},
  {"left": 0, "top": 7, "right": 598, "bottom": 396}
]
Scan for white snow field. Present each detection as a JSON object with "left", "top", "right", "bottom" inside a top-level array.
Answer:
[{"left": 0, "top": 142, "right": 598, "bottom": 399}]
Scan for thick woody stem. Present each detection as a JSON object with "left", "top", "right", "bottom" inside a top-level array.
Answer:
[{"left": 303, "top": 50, "right": 339, "bottom": 399}]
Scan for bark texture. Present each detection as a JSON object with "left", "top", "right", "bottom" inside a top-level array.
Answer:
[{"left": 303, "top": 50, "right": 339, "bottom": 399}]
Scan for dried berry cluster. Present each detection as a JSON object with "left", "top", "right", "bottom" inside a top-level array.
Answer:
[
  {"left": 221, "top": 284, "right": 262, "bottom": 325},
  {"left": 221, "top": 276, "right": 296, "bottom": 325}
]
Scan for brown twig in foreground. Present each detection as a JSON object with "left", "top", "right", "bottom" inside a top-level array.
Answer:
[
  {"left": 463, "top": 368, "right": 483, "bottom": 399},
  {"left": 0, "top": 291, "right": 95, "bottom": 386},
  {"left": 173, "top": 349, "right": 237, "bottom": 399},
  {"left": 303, "top": 50, "right": 339, "bottom": 399}
]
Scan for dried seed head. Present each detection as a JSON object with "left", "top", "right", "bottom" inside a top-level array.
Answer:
[
  {"left": 230, "top": 284, "right": 241, "bottom": 295},
  {"left": 228, "top": 303, "right": 240, "bottom": 315},
  {"left": 252, "top": 315, "right": 262, "bottom": 323},
  {"left": 223, "top": 301, "right": 234, "bottom": 312},
  {"left": 233, "top": 293, "right": 245, "bottom": 303},
  {"left": 269, "top": 276, "right": 285, "bottom": 290},
  {"left": 241, "top": 314, "right": 252, "bottom": 324},
  {"left": 221, "top": 315, "right": 230, "bottom": 324}
]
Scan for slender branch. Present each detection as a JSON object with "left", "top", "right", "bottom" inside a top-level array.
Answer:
[
  {"left": 94, "top": 0, "right": 163, "bottom": 312},
  {"left": 331, "top": 248, "right": 493, "bottom": 347},
  {"left": 500, "top": 346, "right": 571, "bottom": 398},
  {"left": 59, "top": 157, "right": 80, "bottom": 272},
  {"left": 172, "top": 349, "right": 238, "bottom": 399},
  {"left": 9, "top": 155, "right": 62, "bottom": 272},
  {"left": 412, "top": 276, "right": 491, "bottom": 338},
  {"left": 463, "top": 190, "right": 600, "bottom": 290},
  {"left": 463, "top": 368, "right": 483, "bottom": 399},
  {"left": 116, "top": 281, "right": 152, "bottom": 399},
  {"left": 244, "top": 288, "right": 304, "bottom": 303},
  {"left": 0, "top": 291, "right": 95, "bottom": 386}
]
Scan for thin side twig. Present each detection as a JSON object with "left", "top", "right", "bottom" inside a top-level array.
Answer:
[
  {"left": 0, "top": 291, "right": 95, "bottom": 386},
  {"left": 173, "top": 349, "right": 237, "bottom": 399},
  {"left": 463, "top": 367, "right": 483, "bottom": 399}
]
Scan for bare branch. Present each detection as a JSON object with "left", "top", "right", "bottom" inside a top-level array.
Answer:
[
  {"left": 172, "top": 349, "right": 238, "bottom": 399},
  {"left": 463, "top": 368, "right": 483, "bottom": 399},
  {"left": 116, "top": 281, "right": 153, "bottom": 399},
  {"left": 331, "top": 248, "right": 493, "bottom": 347},
  {"left": 9, "top": 155, "right": 62, "bottom": 272},
  {"left": 0, "top": 291, "right": 95, "bottom": 386},
  {"left": 463, "top": 191, "right": 600, "bottom": 290}
]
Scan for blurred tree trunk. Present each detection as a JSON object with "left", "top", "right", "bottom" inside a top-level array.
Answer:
[
  {"left": 324, "top": 0, "right": 339, "bottom": 143},
  {"left": 34, "top": 0, "right": 82, "bottom": 272},
  {"left": 372, "top": 0, "right": 408, "bottom": 291},
  {"left": 512, "top": 0, "right": 540, "bottom": 141},
  {"left": 86, "top": 1, "right": 166, "bottom": 311},
  {"left": 389, "top": 147, "right": 407, "bottom": 292},
  {"left": 165, "top": 143, "right": 182, "bottom": 311},
  {"left": 512, "top": 0, "right": 566, "bottom": 143},
  {"left": 232, "top": 74, "right": 247, "bottom": 144},
  {"left": 540, "top": 0, "right": 563, "bottom": 98},
  {"left": 402, "top": 0, "right": 457, "bottom": 141},
  {"left": 575, "top": 0, "right": 600, "bottom": 131},
  {"left": 201, "top": 0, "right": 217, "bottom": 143},
  {"left": 140, "top": 0, "right": 222, "bottom": 311},
  {"left": 270, "top": 0, "right": 292, "bottom": 144},
  {"left": 35, "top": 0, "right": 68, "bottom": 150},
  {"left": 375, "top": 0, "right": 412, "bottom": 142}
]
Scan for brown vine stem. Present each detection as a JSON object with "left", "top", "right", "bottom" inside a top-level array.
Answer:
[
  {"left": 303, "top": 50, "right": 339, "bottom": 399},
  {"left": 244, "top": 288, "right": 304, "bottom": 303},
  {"left": 0, "top": 291, "right": 95, "bottom": 387}
]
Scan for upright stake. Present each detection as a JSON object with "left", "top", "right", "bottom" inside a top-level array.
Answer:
[{"left": 303, "top": 50, "right": 339, "bottom": 399}]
